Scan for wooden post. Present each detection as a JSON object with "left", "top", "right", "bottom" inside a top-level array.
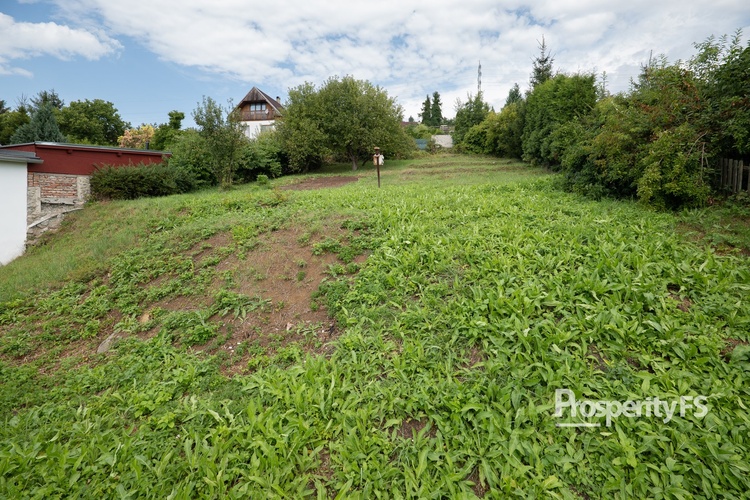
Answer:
[
  {"left": 721, "top": 158, "right": 727, "bottom": 189},
  {"left": 373, "top": 147, "right": 381, "bottom": 188},
  {"left": 735, "top": 160, "right": 742, "bottom": 193}
]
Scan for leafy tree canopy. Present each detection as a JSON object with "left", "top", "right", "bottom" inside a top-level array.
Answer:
[
  {"left": 279, "top": 76, "right": 413, "bottom": 171},
  {"left": 151, "top": 110, "right": 186, "bottom": 151},
  {"left": 453, "top": 92, "right": 490, "bottom": 145},
  {"left": 522, "top": 72, "right": 596, "bottom": 165},
  {"left": 193, "top": 96, "right": 247, "bottom": 189},
  {"left": 690, "top": 30, "right": 750, "bottom": 157},
  {"left": 118, "top": 124, "right": 155, "bottom": 149},
  {"left": 58, "top": 99, "right": 129, "bottom": 146},
  {"left": 0, "top": 107, "right": 30, "bottom": 145}
]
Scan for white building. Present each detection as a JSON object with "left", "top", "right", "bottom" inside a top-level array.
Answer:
[
  {"left": 236, "top": 87, "right": 284, "bottom": 139},
  {"left": 0, "top": 150, "right": 42, "bottom": 264}
]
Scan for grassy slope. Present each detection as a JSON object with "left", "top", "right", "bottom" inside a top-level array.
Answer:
[{"left": 1, "top": 156, "right": 749, "bottom": 498}]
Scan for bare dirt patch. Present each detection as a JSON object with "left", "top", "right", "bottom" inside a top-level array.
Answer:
[
  {"left": 466, "top": 467, "right": 489, "bottom": 498},
  {"left": 3, "top": 216, "right": 369, "bottom": 376},
  {"left": 280, "top": 176, "right": 359, "bottom": 191},
  {"left": 669, "top": 294, "right": 692, "bottom": 312},
  {"left": 587, "top": 344, "right": 607, "bottom": 372},
  {"left": 721, "top": 338, "right": 749, "bottom": 360},
  {"left": 397, "top": 417, "right": 437, "bottom": 440},
  {"left": 399, "top": 167, "right": 516, "bottom": 177},
  {"left": 156, "top": 220, "right": 368, "bottom": 376}
]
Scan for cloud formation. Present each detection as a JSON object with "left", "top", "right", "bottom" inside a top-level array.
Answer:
[
  {"left": 0, "top": 12, "right": 121, "bottom": 76},
  {"left": 6, "top": 1, "right": 750, "bottom": 117}
]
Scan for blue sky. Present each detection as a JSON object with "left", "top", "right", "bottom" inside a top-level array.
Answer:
[{"left": 2, "top": 0, "right": 749, "bottom": 130}]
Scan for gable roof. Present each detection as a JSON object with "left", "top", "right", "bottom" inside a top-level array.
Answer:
[{"left": 237, "top": 87, "right": 284, "bottom": 117}]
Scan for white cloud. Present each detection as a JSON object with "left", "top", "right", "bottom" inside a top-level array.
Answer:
[
  {"left": 27, "top": 1, "right": 750, "bottom": 117},
  {"left": 0, "top": 12, "right": 121, "bottom": 76}
]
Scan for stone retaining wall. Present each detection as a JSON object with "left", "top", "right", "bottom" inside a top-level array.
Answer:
[{"left": 26, "top": 172, "right": 90, "bottom": 244}]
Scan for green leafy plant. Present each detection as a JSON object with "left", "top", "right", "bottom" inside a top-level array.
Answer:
[
  {"left": 162, "top": 310, "right": 218, "bottom": 346},
  {"left": 90, "top": 162, "right": 197, "bottom": 200},
  {"left": 2, "top": 154, "right": 750, "bottom": 498},
  {"left": 212, "top": 290, "right": 270, "bottom": 320}
]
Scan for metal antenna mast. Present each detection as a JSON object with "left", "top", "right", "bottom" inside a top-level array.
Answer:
[{"left": 477, "top": 60, "right": 482, "bottom": 94}]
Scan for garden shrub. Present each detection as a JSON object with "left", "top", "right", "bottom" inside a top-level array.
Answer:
[
  {"left": 461, "top": 120, "right": 492, "bottom": 154},
  {"left": 636, "top": 123, "right": 711, "bottom": 208},
  {"left": 235, "top": 131, "right": 284, "bottom": 182},
  {"left": 165, "top": 129, "right": 216, "bottom": 187},
  {"left": 484, "top": 102, "right": 524, "bottom": 158},
  {"left": 522, "top": 73, "right": 597, "bottom": 167},
  {"left": 90, "top": 162, "right": 197, "bottom": 200}
]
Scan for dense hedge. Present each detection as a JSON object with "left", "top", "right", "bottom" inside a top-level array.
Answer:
[
  {"left": 455, "top": 32, "right": 750, "bottom": 209},
  {"left": 90, "top": 162, "right": 197, "bottom": 200}
]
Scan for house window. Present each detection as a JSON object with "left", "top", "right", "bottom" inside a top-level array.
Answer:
[{"left": 249, "top": 103, "right": 267, "bottom": 112}]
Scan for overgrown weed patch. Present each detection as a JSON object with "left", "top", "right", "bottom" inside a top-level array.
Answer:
[{"left": 1, "top": 157, "right": 749, "bottom": 497}]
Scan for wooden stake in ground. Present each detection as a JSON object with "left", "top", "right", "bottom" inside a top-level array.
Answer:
[{"left": 373, "top": 147, "right": 384, "bottom": 188}]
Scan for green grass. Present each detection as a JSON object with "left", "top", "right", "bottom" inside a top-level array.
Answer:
[
  {"left": 678, "top": 193, "right": 750, "bottom": 253},
  {"left": 1, "top": 155, "right": 749, "bottom": 498}
]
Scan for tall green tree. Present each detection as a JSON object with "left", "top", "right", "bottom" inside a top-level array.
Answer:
[
  {"left": 430, "top": 91, "right": 443, "bottom": 126},
  {"left": 530, "top": 36, "right": 554, "bottom": 89},
  {"left": 192, "top": 96, "right": 247, "bottom": 189},
  {"left": 58, "top": 99, "right": 129, "bottom": 145},
  {"left": 10, "top": 103, "right": 66, "bottom": 143},
  {"left": 485, "top": 102, "right": 524, "bottom": 158},
  {"left": 522, "top": 73, "right": 596, "bottom": 166},
  {"left": 419, "top": 95, "right": 432, "bottom": 125},
  {"left": 691, "top": 31, "right": 750, "bottom": 157},
  {"left": 504, "top": 83, "right": 522, "bottom": 107},
  {"left": 453, "top": 92, "right": 490, "bottom": 145},
  {"left": 151, "top": 110, "right": 185, "bottom": 150},
  {"left": 30, "top": 89, "right": 64, "bottom": 111},
  {"left": 0, "top": 106, "right": 30, "bottom": 145},
  {"left": 279, "top": 76, "right": 412, "bottom": 171}
]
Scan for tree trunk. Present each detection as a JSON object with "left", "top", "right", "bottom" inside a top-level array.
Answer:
[{"left": 351, "top": 154, "right": 358, "bottom": 171}]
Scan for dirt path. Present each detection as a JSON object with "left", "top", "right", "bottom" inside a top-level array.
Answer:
[{"left": 279, "top": 176, "right": 359, "bottom": 191}]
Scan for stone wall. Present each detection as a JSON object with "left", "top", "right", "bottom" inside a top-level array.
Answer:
[
  {"left": 26, "top": 172, "right": 90, "bottom": 244},
  {"left": 27, "top": 172, "right": 90, "bottom": 202}
]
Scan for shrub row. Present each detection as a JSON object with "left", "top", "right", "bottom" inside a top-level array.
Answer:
[
  {"left": 456, "top": 32, "right": 750, "bottom": 209},
  {"left": 90, "top": 162, "right": 197, "bottom": 200}
]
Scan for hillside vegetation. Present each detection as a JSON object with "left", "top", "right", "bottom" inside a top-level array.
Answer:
[{"left": 1, "top": 156, "right": 749, "bottom": 498}]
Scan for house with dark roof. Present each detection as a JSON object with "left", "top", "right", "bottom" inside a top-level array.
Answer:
[{"left": 236, "top": 87, "right": 284, "bottom": 138}]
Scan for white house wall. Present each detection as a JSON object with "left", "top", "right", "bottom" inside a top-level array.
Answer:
[
  {"left": 0, "top": 160, "right": 29, "bottom": 264},
  {"left": 241, "top": 120, "right": 276, "bottom": 139}
]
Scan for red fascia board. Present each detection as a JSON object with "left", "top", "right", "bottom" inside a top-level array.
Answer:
[{"left": 3, "top": 143, "right": 170, "bottom": 176}]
